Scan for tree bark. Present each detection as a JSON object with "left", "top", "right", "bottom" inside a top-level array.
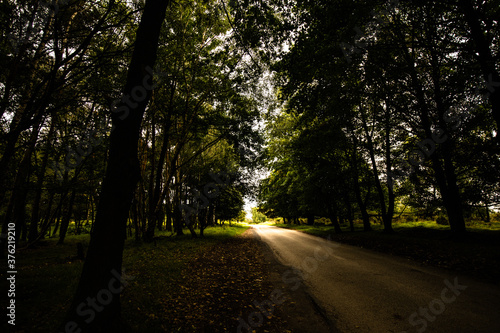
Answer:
[
  {"left": 328, "top": 209, "right": 342, "bottom": 234},
  {"left": 145, "top": 117, "right": 172, "bottom": 241},
  {"left": 165, "top": 200, "right": 173, "bottom": 232},
  {"left": 351, "top": 140, "right": 372, "bottom": 231},
  {"left": 2, "top": 121, "right": 42, "bottom": 244},
  {"left": 360, "top": 110, "right": 393, "bottom": 232},
  {"left": 383, "top": 101, "right": 395, "bottom": 233},
  {"left": 58, "top": 189, "right": 77, "bottom": 245},
  {"left": 208, "top": 204, "right": 215, "bottom": 227},
  {"left": 145, "top": 111, "right": 157, "bottom": 241},
  {"left": 29, "top": 116, "right": 56, "bottom": 242},
  {"left": 62, "top": 1, "right": 170, "bottom": 331},
  {"left": 344, "top": 195, "right": 355, "bottom": 232}
]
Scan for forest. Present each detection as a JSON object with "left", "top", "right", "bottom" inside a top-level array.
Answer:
[
  {"left": 1, "top": 0, "right": 264, "bottom": 247},
  {"left": 257, "top": 0, "right": 500, "bottom": 234},
  {"left": 1, "top": 0, "right": 499, "bottom": 332}
]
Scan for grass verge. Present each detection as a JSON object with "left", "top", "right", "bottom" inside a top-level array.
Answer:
[{"left": 2, "top": 224, "right": 289, "bottom": 332}]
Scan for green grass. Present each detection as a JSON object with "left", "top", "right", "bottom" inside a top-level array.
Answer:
[
  {"left": 121, "top": 224, "right": 249, "bottom": 332},
  {"left": 2, "top": 224, "right": 249, "bottom": 333}
]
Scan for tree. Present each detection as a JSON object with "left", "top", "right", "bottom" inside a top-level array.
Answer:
[
  {"left": 0, "top": 0, "right": 130, "bottom": 244},
  {"left": 251, "top": 206, "right": 267, "bottom": 223},
  {"left": 457, "top": 0, "right": 500, "bottom": 134},
  {"left": 254, "top": 0, "right": 499, "bottom": 235},
  {"left": 61, "top": 1, "right": 171, "bottom": 331},
  {"left": 236, "top": 209, "right": 247, "bottom": 222}
]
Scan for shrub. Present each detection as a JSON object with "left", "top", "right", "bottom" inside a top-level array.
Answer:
[
  {"left": 404, "top": 215, "right": 415, "bottom": 223},
  {"left": 436, "top": 216, "right": 448, "bottom": 225}
]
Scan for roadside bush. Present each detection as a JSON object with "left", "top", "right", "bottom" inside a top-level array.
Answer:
[{"left": 317, "top": 217, "right": 328, "bottom": 224}]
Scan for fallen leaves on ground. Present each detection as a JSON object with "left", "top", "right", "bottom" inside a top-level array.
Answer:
[{"left": 150, "top": 231, "right": 288, "bottom": 332}]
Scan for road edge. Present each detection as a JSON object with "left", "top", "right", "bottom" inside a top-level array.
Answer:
[{"left": 249, "top": 227, "right": 339, "bottom": 333}]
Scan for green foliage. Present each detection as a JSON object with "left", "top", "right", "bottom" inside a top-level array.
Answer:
[
  {"left": 493, "top": 213, "right": 500, "bottom": 222},
  {"left": 235, "top": 209, "right": 247, "bottom": 222},
  {"left": 253, "top": 0, "right": 500, "bottom": 233},
  {"left": 214, "top": 186, "right": 245, "bottom": 222},
  {"left": 251, "top": 206, "right": 267, "bottom": 223},
  {"left": 0, "top": 0, "right": 268, "bottom": 244}
]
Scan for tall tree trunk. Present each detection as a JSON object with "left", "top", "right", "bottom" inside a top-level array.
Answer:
[
  {"left": 344, "top": 195, "right": 355, "bottom": 232},
  {"left": 145, "top": 112, "right": 156, "bottom": 241},
  {"left": 2, "top": 121, "right": 42, "bottom": 244},
  {"left": 199, "top": 207, "right": 208, "bottom": 237},
  {"left": 145, "top": 117, "right": 172, "bottom": 241},
  {"left": 156, "top": 205, "right": 164, "bottom": 231},
  {"left": 360, "top": 110, "right": 393, "bottom": 232},
  {"left": 186, "top": 220, "right": 198, "bottom": 238},
  {"left": 328, "top": 208, "right": 342, "bottom": 234},
  {"left": 441, "top": 149, "right": 466, "bottom": 233},
  {"left": 173, "top": 203, "right": 184, "bottom": 236},
  {"left": 173, "top": 165, "right": 185, "bottom": 236},
  {"left": 29, "top": 116, "right": 56, "bottom": 242},
  {"left": 351, "top": 141, "right": 372, "bottom": 231},
  {"left": 62, "top": 1, "right": 170, "bottom": 331},
  {"left": 38, "top": 189, "right": 56, "bottom": 240},
  {"left": 165, "top": 200, "right": 173, "bottom": 232},
  {"left": 132, "top": 198, "right": 140, "bottom": 242},
  {"left": 58, "top": 189, "right": 77, "bottom": 245},
  {"left": 208, "top": 204, "right": 215, "bottom": 227},
  {"left": 353, "top": 175, "right": 371, "bottom": 231},
  {"left": 384, "top": 101, "right": 395, "bottom": 233}
]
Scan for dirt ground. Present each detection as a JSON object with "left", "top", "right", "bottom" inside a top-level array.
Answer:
[{"left": 157, "top": 227, "right": 334, "bottom": 332}]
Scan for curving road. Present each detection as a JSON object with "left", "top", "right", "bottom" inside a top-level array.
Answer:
[{"left": 253, "top": 225, "right": 500, "bottom": 333}]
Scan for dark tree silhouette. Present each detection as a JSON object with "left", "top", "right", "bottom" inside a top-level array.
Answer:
[{"left": 61, "top": 1, "right": 171, "bottom": 332}]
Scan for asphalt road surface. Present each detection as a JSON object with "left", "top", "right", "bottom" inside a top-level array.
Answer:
[{"left": 253, "top": 225, "right": 500, "bottom": 333}]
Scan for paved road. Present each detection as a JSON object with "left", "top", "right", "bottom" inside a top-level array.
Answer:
[{"left": 253, "top": 225, "right": 500, "bottom": 333}]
